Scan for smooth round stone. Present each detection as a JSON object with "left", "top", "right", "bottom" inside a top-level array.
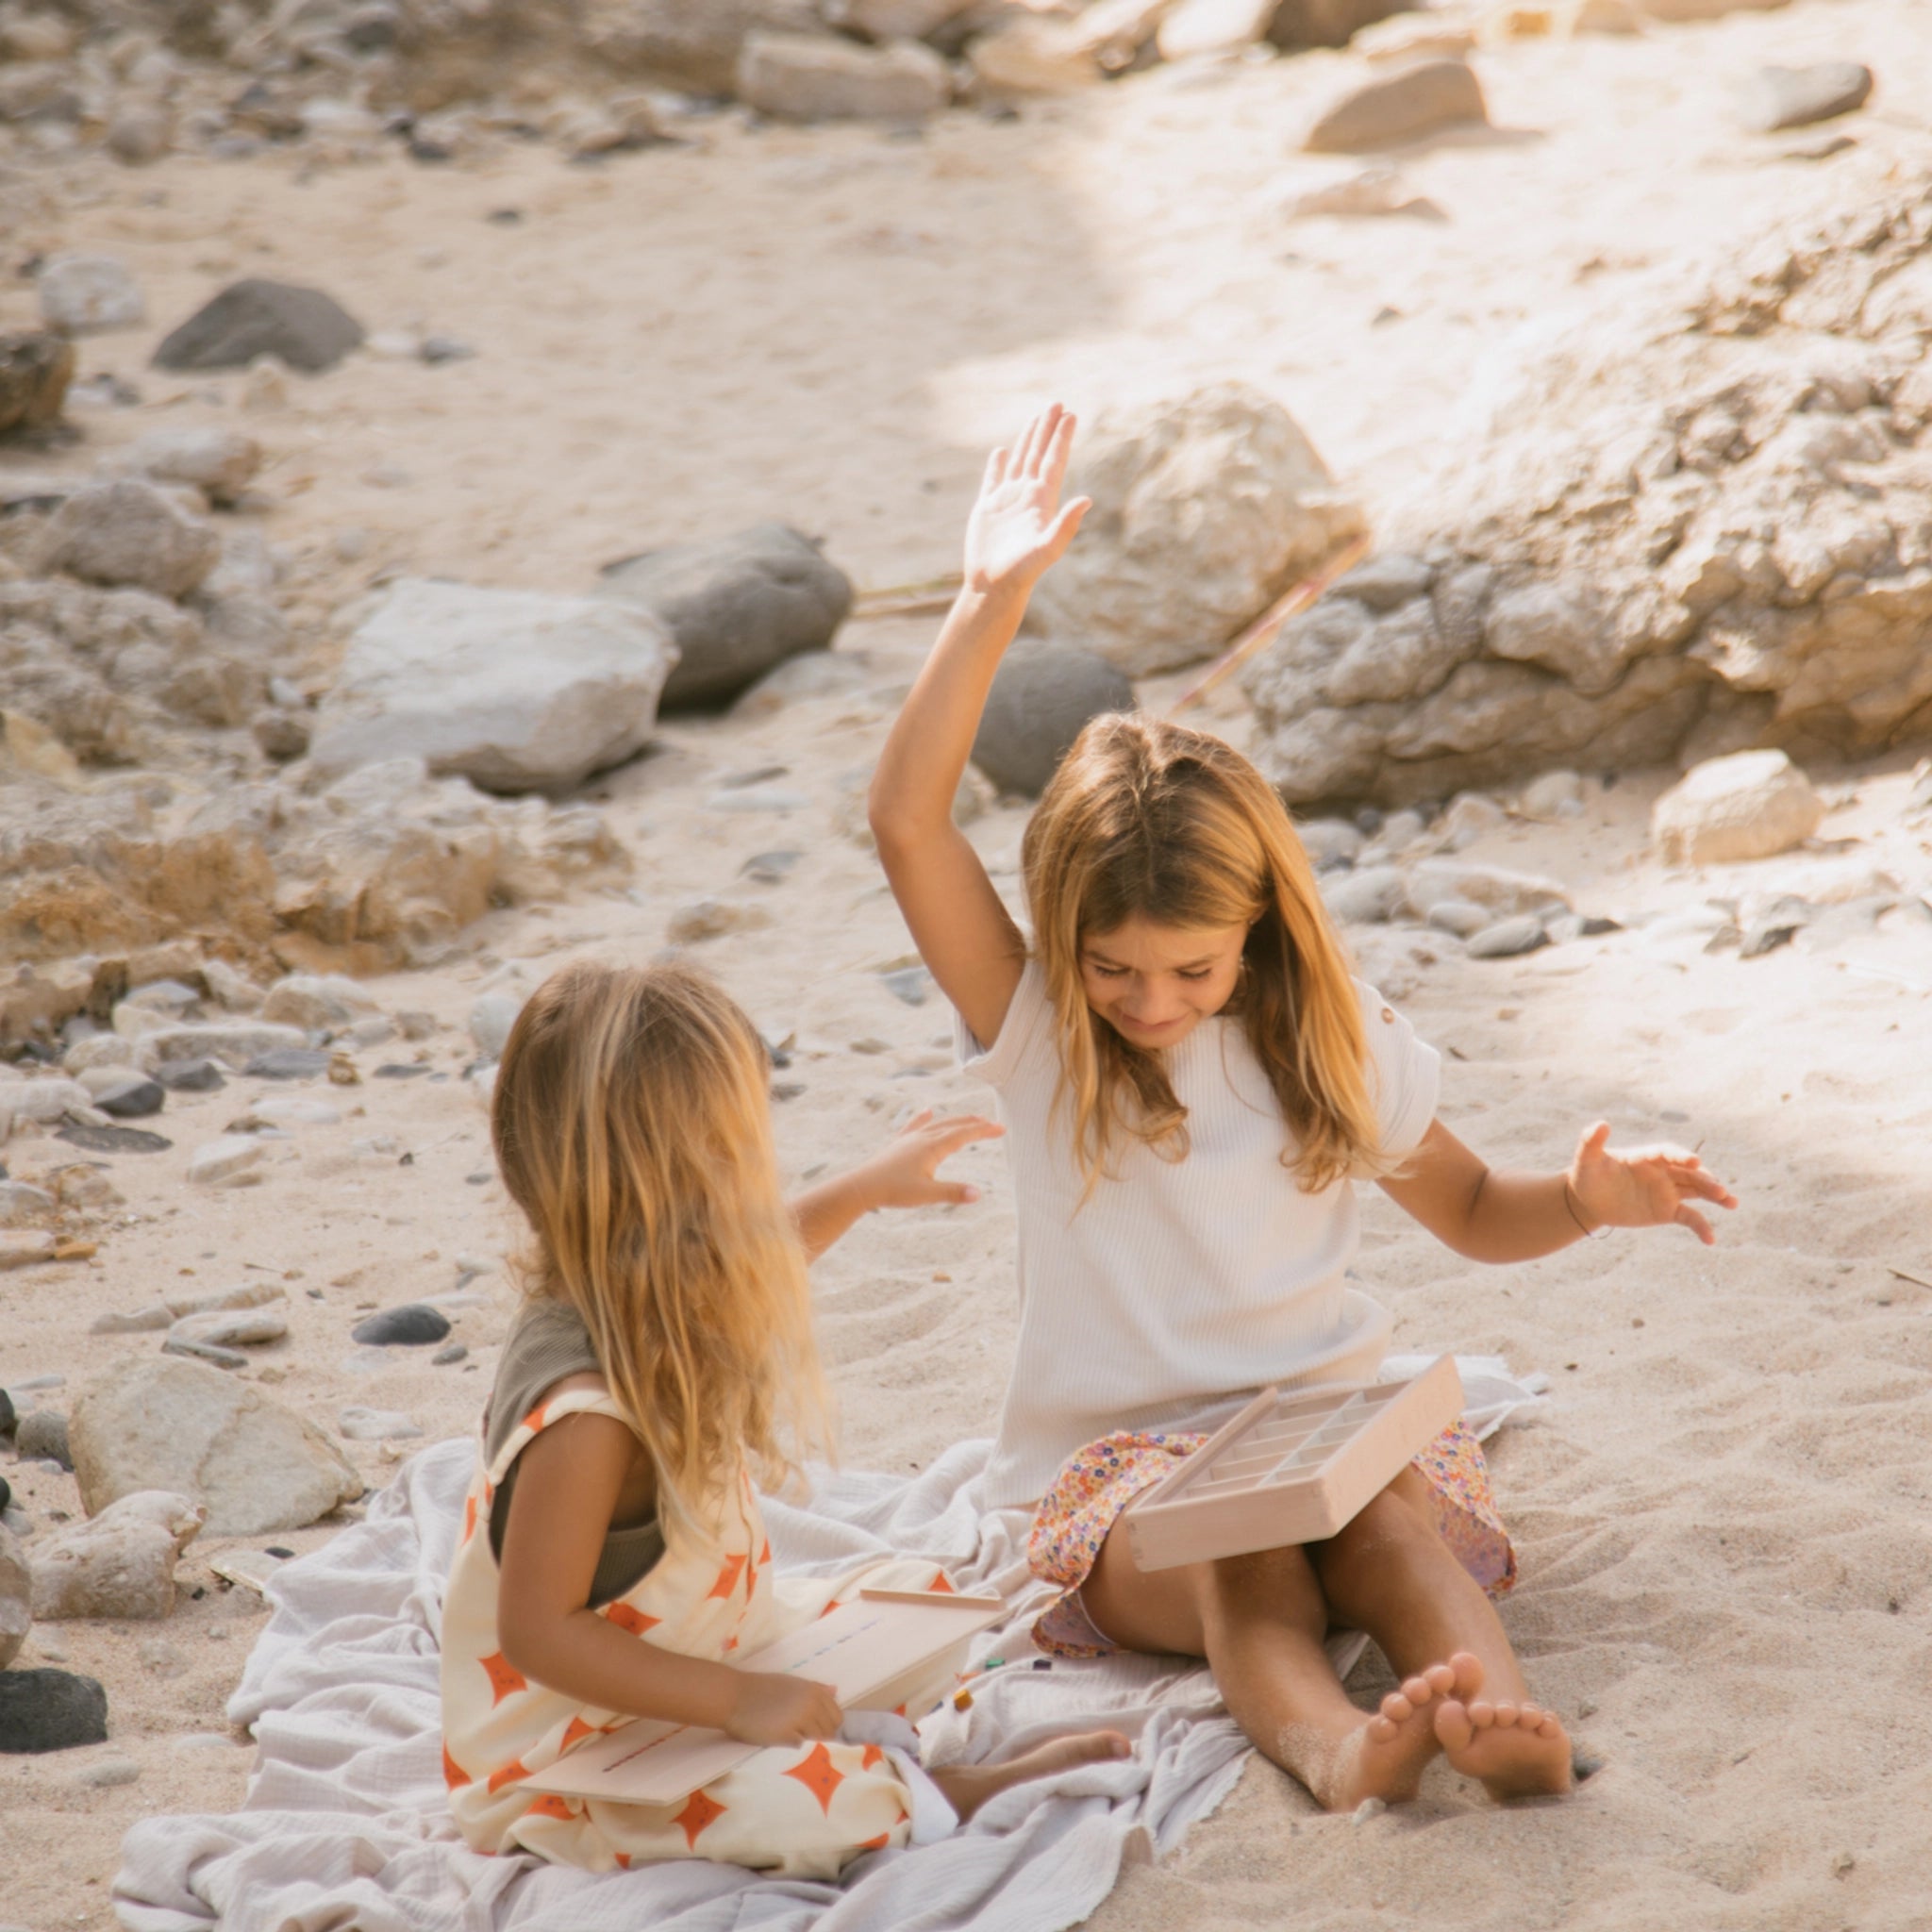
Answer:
[
  {"left": 349, "top": 1304, "right": 451, "bottom": 1347},
  {"left": 155, "top": 1058, "right": 225, "bottom": 1092},
  {"left": 244, "top": 1048, "right": 332, "bottom": 1080},
  {"left": 0, "top": 1670, "right": 109, "bottom": 1753},
  {"left": 338, "top": 1406, "right": 424, "bottom": 1441},
  {"left": 1466, "top": 915, "right": 1549, "bottom": 959},
  {"left": 72, "top": 1755, "right": 141, "bottom": 1788},
  {"left": 0, "top": 1474, "right": 9, "bottom": 1513}
]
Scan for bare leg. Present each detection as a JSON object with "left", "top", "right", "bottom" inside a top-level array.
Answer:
[
  {"left": 1082, "top": 1524, "right": 1471, "bottom": 1809},
  {"left": 1309, "top": 1469, "right": 1570, "bottom": 1801},
  {"left": 929, "top": 1730, "right": 1132, "bottom": 1822}
]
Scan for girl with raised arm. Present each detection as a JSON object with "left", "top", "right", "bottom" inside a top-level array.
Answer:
[
  {"left": 867, "top": 404, "right": 1736, "bottom": 1810},
  {"left": 441, "top": 959, "right": 1126, "bottom": 1876}
]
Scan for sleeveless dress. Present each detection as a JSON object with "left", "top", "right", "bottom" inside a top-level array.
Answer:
[{"left": 441, "top": 1389, "right": 961, "bottom": 1878}]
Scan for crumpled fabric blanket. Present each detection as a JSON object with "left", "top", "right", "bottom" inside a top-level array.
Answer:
[{"left": 112, "top": 1357, "right": 1544, "bottom": 1932}]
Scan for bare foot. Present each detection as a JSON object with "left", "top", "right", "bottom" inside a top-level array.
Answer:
[
  {"left": 1306, "top": 1651, "right": 1485, "bottom": 1811},
  {"left": 1434, "top": 1694, "right": 1574, "bottom": 1800},
  {"left": 929, "top": 1730, "right": 1133, "bottom": 1823}
]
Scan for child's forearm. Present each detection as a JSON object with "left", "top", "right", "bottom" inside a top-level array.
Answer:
[
  {"left": 506, "top": 1607, "right": 745, "bottom": 1731},
  {"left": 868, "top": 583, "right": 1027, "bottom": 851},
  {"left": 1449, "top": 1168, "right": 1598, "bottom": 1263},
  {"left": 791, "top": 1169, "right": 874, "bottom": 1262}
]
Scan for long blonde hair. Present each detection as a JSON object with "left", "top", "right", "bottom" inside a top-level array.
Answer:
[
  {"left": 491, "top": 960, "right": 827, "bottom": 1535},
  {"left": 1023, "top": 714, "right": 1385, "bottom": 1194}
]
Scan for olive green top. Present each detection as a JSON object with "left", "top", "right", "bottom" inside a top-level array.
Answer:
[{"left": 484, "top": 1297, "right": 664, "bottom": 1606}]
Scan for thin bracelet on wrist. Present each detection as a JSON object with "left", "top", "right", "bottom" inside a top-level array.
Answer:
[{"left": 1563, "top": 1179, "right": 1609, "bottom": 1242}]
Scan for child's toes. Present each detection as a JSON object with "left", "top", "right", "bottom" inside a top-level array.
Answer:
[{"left": 1433, "top": 1698, "right": 1475, "bottom": 1754}]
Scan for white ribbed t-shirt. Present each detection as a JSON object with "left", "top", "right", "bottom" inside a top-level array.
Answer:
[{"left": 959, "top": 962, "right": 1441, "bottom": 1507}]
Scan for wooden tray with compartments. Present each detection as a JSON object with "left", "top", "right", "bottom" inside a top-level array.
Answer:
[
  {"left": 523, "top": 1587, "right": 1003, "bottom": 1807},
  {"left": 1121, "top": 1356, "right": 1465, "bottom": 1573}
]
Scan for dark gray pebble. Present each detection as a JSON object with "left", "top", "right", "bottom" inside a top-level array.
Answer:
[
  {"left": 1572, "top": 1747, "right": 1606, "bottom": 1782},
  {"left": 374, "top": 1064, "right": 432, "bottom": 1079},
  {"left": 0, "top": 1474, "right": 9, "bottom": 1511},
  {"left": 352, "top": 1304, "right": 451, "bottom": 1347},
  {"left": 15, "top": 1411, "right": 70, "bottom": 1470},
  {"left": 94, "top": 1076, "right": 166, "bottom": 1120},
  {"left": 156, "top": 1059, "right": 225, "bottom": 1092},
  {"left": 433, "top": 1343, "right": 469, "bottom": 1366},
  {"left": 244, "top": 1048, "right": 331, "bottom": 1080},
  {"left": 0, "top": 1388, "right": 13, "bottom": 1437},
  {"left": 0, "top": 1670, "right": 110, "bottom": 1753},
  {"left": 56, "top": 1124, "right": 171, "bottom": 1155}
]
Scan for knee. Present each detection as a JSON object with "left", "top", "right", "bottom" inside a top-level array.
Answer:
[{"left": 1315, "top": 1476, "right": 1440, "bottom": 1592}]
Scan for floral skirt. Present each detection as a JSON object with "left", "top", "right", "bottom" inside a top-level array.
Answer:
[{"left": 1027, "top": 1418, "right": 1516, "bottom": 1658}]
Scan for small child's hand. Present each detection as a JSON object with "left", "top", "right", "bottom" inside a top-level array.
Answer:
[
  {"left": 964, "top": 403, "right": 1091, "bottom": 599},
  {"left": 855, "top": 1108, "right": 1005, "bottom": 1211},
  {"left": 726, "top": 1672, "right": 843, "bottom": 1748},
  {"left": 1567, "top": 1121, "right": 1738, "bottom": 1245}
]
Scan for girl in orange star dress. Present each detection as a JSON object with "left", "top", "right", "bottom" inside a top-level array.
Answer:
[{"left": 439, "top": 960, "right": 1126, "bottom": 1879}]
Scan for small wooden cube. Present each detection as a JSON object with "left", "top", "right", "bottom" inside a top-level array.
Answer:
[{"left": 1122, "top": 1357, "right": 1465, "bottom": 1572}]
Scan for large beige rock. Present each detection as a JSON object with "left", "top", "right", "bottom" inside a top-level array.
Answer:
[
  {"left": 70, "top": 1357, "right": 363, "bottom": 1539},
  {"left": 1652, "top": 751, "right": 1824, "bottom": 866},
  {"left": 1305, "top": 58, "right": 1490, "bottom": 151},
  {"left": 1244, "top": 179, "right": 1932, "bottom": 807},
  {"left": 28, "top": 1491, "right": 205, "bottom": 1622},
  {"left": 737, "top": 29, "right": 952, "bottom": 118},
  {"left": 308, "top": 578, "right": 677, "bottom": 794},
  {"left": 1028, "top": 382, "right": 1366, "bottom": 676}
]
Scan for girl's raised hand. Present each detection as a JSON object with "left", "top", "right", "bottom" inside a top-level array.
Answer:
[
  {"left": 1567, "top": 1122, "right": 1738, "bottom": 1245},
  {"left": 726, "top": 1672, "right": 843, "bottom": 1748},
  {"left": 857, "top": 1108, "right": 1005, "bottom": 1210},
  {"left": 964, "top": 404, "right": 1091, "bottom": 598}
]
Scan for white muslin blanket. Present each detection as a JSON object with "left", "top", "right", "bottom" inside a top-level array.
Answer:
[{"left": 112, "top": 1357, "right": 1543, "bottom": 1932}]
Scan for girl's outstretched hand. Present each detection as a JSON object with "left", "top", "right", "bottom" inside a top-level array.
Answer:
[
  {"left": 857, "top": 1108, "right": 1005, "bottom": 1210},
  {"left": 964, "top": 403, "right": 1091, "bottom": 598},
  {"left": 726, "top": 1672, "right": 842, "bottom": 1748},
  {"left": 1567, "top": 1122, "right": 1738, "bottom": 1245}
]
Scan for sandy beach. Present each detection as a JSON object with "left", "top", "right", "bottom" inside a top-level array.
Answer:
[{"left": 3, "top": 2, "right": 1931, "bottom": 1925}]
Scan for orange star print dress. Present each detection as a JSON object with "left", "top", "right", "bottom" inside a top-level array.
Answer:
[{"left": 441, "top": 1389, "right": 959, "bottom": 1879}]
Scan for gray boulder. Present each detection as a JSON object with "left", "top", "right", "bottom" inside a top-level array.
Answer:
[
  {"left": 1304, "top": 58, "right": 1489, "bottom": 152},
  {"left": 736, "top": 30, "right": 951, "bottom": 120},
  {"left": 309, "top": 578, "right": 678, "bottom": 791},
  {"left": 597, "top": 523, "right": 849, "bottom": 709},
  {"left": 1738, "top": 62, "right": 1873, "bottom": 133},
  {"left": 153, "top": 278, "right": 365, "bottom": 375},
  {"left": 1027, "top": 383, "right": 1366, "bottom": 676},
  {"left": 972, "top": 645, "right": 1135, "bottom": 796},
  {"left": 38, "top": 480, "right": 220, "bottom": 600},
  {"left": 69, "top": 1356, "right": 363, "bottom": 1538},
  {"left": 37, "top": 255, "right": 145, "bottom": 335}
]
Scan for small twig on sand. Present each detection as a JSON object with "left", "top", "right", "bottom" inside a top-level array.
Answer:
[
  {"left": 850, "top": 573, "right": 965, "bottom": 622},
  {"left": 1885, "top": 1265, "right": 1932, "bottom": 1292},
  {"left": 1169, "top": 533, "right": 1373, "bottom": 713}
]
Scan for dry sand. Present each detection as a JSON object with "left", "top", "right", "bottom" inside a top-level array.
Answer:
[{"left": 4, "top": 4, "right": 1932, "bottom": 1926}]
